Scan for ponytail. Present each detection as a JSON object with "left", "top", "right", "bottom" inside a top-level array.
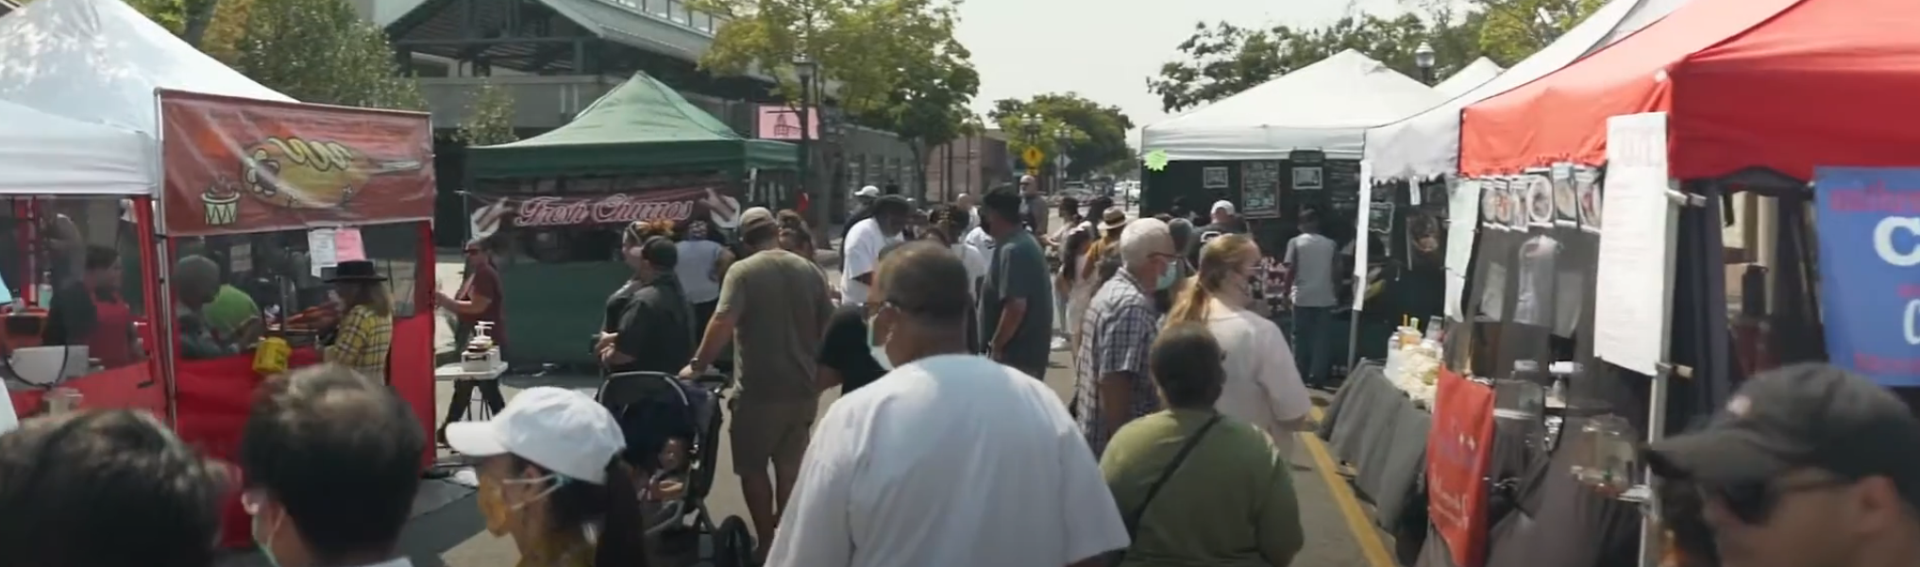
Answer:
[
  {"left": 1166, "top": 233, "right": 1257, "bottom": 326},
  {"left": 595, "top": 459, "right": 648, "bottom": 567}
]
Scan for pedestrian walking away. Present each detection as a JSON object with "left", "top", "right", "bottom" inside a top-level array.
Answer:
[
  {"left": 1282, "top": 209, "right": 1338, "bottom": 387},
  {"left": 768, "top": 241, "right": 1129, "bottom": 567},
  {"left": 1100, "top": 323, "right": 1304, "bottom": 567},
  {"left": 1074, "top": 218, "right": 1178, "bottom": 456},
  {"left": 681, "top": 212, "right": 835, "bottom": 562}
]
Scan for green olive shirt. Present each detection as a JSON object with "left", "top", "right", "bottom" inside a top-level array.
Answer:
[{"left": 1099, "top": 409, "right": 1304, "bottom": 567}]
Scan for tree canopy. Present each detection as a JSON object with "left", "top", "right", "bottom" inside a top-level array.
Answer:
[
  {"left": 125, "top": 0, "right": 425, "bottom": 111},
  {"left": 456, "top": 81, "right": 520, "bottom": 146},
  {"left": 988, "top": 93, "right": 1134, "bottom": 179},
  {"left": 1147, "top": 0, "right": 1601, "bottom": 113}
]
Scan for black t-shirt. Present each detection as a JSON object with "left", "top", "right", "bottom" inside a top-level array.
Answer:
[
  {"left": 817, "top": 304, "right": 886, "bottom": 393},
  {"left": 41, "top": 280, "right": 98, "bottom": 346},
  {"left": 605, "top": 278, "right": 695, "bottom": 375}
]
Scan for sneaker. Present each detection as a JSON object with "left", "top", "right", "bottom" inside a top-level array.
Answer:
[{"left": 1050, "top": 337, "right": 1069, "bottom": 351}]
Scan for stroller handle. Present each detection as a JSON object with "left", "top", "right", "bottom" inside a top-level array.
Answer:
[{"left": 604, "top": 370, "right": 734, "bottom": 391}]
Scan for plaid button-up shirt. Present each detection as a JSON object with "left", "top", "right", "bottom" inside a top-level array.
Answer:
[
  {"left": 1073, "top": 269, "right": 1162, "bottom": 456},
  {"left": 324, "top": 304, "right": 391, "bottom": 378}
]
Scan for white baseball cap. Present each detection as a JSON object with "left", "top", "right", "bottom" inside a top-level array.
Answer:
[
  {"left": 855, "top": 185, "right": 881, "bottom": 198},
  {"left": 1211, "top": 200, "right": 1236, "bottom": 215},
  {"left": 445, "top": 387, "right": 626, "bottom": 484}
]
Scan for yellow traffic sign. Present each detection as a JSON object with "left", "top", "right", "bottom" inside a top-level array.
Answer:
[{"left": 1021, "top": 146, "right": 1045, "bottom": 168}]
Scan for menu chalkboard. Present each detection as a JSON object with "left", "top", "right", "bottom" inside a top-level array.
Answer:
[{"left": 1241, "top": 161, "right": 1282, "bottom": 219}]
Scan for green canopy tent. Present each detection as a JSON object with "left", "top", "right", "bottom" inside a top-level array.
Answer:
[
  {"left": 463, "top": 72, "right": 796, "bottom": 368},
  {"left": 468, "top": 71, "right": 798, "bottom": 178}
]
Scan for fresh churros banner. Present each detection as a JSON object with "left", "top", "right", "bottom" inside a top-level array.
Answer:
[{"left": 159, "top": 90, "right": 434, "bottom": 236}]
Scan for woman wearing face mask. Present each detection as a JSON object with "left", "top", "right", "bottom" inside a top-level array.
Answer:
[
  {"left": 814, "top": 241, "right": 917, "bottom": 394},
  {"left": 674, "top": 219, "right": 732, "bottom": 341},
  {"left": 1164, "top": 234, "right": 1311, "bottom": 456},
  {"left": 595, "top": 221, "right": 694, "bottom": 375},
  {"left": 446, "top": 387, "right": 651, "bottom": 567}
]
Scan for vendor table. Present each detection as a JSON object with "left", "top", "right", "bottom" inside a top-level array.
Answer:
[
  {"left": 435, "top": 361, "right": 508, "bottom": 422},
  {"left": 1319, "top": 361, "right": 1553, "bottom": 566}
]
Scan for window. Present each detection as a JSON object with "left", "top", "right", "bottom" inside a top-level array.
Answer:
[
  {"left": 173, "top": 224, "right": 420, "bottom": 360},
  {"left": 0, "top": 196, "right": 152, "bottom": 378}
]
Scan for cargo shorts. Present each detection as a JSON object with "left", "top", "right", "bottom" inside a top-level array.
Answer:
[{"left": 728, "top": 396, "right": 818, "bottom": 475}]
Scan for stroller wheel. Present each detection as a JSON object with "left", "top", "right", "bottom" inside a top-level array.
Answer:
[{"left": 714, "top": 515, "right": 754, "bottom": 567}]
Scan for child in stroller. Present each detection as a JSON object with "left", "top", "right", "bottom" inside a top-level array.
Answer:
[{"left": 596, "top": 371, "right": 754, "bottom": 567}]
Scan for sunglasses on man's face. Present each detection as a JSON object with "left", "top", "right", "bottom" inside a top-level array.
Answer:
[{"left": 1702, "top": 476, "right": 1855, "bottom": 525}]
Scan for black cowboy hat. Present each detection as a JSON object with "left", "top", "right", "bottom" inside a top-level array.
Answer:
[{"left": 324, "top": 260, "right": 388, "bottom": 283}]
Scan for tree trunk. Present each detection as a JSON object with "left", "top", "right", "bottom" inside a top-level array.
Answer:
[{"left": 180, "top": 0, "right": 221, "bottom": 48}]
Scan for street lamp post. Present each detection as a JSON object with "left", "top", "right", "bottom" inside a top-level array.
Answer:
[
  {"left": 793, "top": 54, "right": 818, "bottom": 227},
  {"left": 1053, "top": 125, "right": 1072, "bottom": 193},
  {"left": 1414, "top": 42, "right": 1436, "bottom": 85}
]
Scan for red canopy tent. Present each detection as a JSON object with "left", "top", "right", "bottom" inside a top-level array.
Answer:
[{"left": 1460, "top": 0, "right": 1920, "bottom": 180}]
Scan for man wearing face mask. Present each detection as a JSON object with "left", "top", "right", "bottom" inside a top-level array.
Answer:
[
  {"left": 815, "top": 243, "right": 912, "bottom": 394},
  {"left": 237, "top": 364, "right": 427, "bottom": 567},
  {"left": 1073, "top": 218, "right": 1178, "bottom": 456},
  {"left": 767, "top": 241, "right": 1129, "bottom": 567}
]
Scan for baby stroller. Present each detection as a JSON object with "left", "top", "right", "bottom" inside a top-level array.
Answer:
[{"left": 596, "top": 370, "right": 754, "bottom": 567}]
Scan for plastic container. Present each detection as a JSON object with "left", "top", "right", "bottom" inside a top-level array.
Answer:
[{"left": 1570, "top": 415, "right": 1640, "bottom": 496}]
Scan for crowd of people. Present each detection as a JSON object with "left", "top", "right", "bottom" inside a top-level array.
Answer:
[{"left": 11, "top": 176, "right": 1920, "bottom": 567}]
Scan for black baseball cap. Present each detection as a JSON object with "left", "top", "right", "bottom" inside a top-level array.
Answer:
[{"left": 1645, "top": 363, "right": 1920, "bottom": 502}]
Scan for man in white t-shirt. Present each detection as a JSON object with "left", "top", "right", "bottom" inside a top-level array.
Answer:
[
  {"left": 838, "top": 195, "right": 912, "bottom": 306},
  {"left": 768, "top": 242, "right": 1127, "bottom": 567},
  {"left": 1282, "top": 209, "right": 1340, "bottom": 388}
]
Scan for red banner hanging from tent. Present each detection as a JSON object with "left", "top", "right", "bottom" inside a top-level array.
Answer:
[
  {"left": 1427, "top": 367, "right": 1497, "bottom": 567},
  {"left": 159, "top": 90, "right": 434, "bottom": 236}
]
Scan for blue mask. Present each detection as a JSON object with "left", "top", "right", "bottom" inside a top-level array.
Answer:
[{"left": 1155, "top": 265, "right": 1179, "bottom": 291}]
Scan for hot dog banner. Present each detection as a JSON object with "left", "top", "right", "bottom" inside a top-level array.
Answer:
[
  {"left": 464, "top": 186, "right": 743, "bottom": 238},
  {"left": 159, "top": 90, "right": 434, "bottom": 236}
]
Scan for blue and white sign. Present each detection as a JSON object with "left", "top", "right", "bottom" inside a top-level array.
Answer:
[{"left": 1812, "top": 167, "right": 1920, "bottom": 386}]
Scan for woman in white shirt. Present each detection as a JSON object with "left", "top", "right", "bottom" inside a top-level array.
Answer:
[{"left": 1164, "top": 233, "right": 1312, "bottom": 456}]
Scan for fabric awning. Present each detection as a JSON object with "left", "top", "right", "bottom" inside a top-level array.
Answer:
[
  {"left": 0, "top": 100, "right": 152, "bottom": 195},
  {"left": 1142, "top": 50, "right": 1444, "bottom": 162}
]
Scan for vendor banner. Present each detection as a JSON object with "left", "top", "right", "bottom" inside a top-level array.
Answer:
[
  {"left": 1812, "top": 167, "right": 1920, "bottom": 386},
  {"left": 159, "top": 90, "right": 434, "bottom": 237},
  {"left": 1428, "top": 367, "right": 1496, "bottom": 567},
  {"left": 467, "top": 187, "right": 742, "bottom": 231}
]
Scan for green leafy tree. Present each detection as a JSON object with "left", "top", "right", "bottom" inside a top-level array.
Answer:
[
  {"left": 988, "top": 93, "right": 1134, "bottom": 179},
  {"left": 1147, "top": 0, "right": 1595, "bottom": 113},
  {"left": 233, "top": 0, "right": 424, "bottom": 110},
  {"left": 455, "top": 81, "right": 520, "bottom": 146},
  {"left": 854, "top": 39, "right": 980, "bottom": 197},
  {"left": 688, "top": 0, "right": 970, "bottom": 219}
]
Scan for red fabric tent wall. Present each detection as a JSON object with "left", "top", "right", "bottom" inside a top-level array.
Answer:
[{"left": 1460, "top": 0, "right": 1920, "bottom": 181}]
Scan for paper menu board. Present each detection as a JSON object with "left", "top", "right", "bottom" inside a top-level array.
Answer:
[
  {"left": 1592, "top": 112, "right": 1677, "bottom": 377},
  {"left": 308, "top": 228, "right": 337, "bottom": 277},
  {"left": 1445, "top": 180, "right": 1483, "bottom": 321},
  {"left": 333, "top": 228, "right": 366, "bottom": 263},
  {"left": 230, "top": 242, "right": 253, "bottom": 273}
]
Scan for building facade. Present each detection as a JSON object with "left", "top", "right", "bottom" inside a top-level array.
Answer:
[{"left": 923, "top": 132, "right": 1013, "bottom": 203}]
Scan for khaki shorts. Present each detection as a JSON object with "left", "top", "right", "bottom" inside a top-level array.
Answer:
[{"left": 728, "top": 397, "right": 817, "bottom": 475}]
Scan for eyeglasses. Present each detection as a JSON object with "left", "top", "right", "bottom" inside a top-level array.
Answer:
[{"left": 1702, "top": 476, "right": 1855, "bottom": 525}]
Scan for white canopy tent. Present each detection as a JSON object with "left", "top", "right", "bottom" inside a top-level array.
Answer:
[
  {"left": 0, "top": 0, "right": 293, "bottom": 135},
  {"left": 0, "top": 99, "right": 151, "bottom": 194},
  {"left": 1362, "top": 0, "right": 1692, "bottom": 180},
  {"left": 1433, "top": 58, "right": 1504, "bottom": 98},
  {"left": 1142, "top": 50, "right": 1445, "bottom": 161}
]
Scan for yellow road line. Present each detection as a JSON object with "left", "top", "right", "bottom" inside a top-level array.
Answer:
[{"left": 1300, "top": 406, "right": 1398, "bottom": 567}]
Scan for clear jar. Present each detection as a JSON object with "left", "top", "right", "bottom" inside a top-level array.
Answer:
[{"left": 1570, "top": 415, "right": 1639, "bottom": 496}]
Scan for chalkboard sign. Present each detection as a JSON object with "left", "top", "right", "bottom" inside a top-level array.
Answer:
[{"left": 1241, "top": 161, "right": 1282, "bottom": 219}]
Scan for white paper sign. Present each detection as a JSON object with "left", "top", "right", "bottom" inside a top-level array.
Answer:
[
  {"left": 1593, "top": 112, "right": 1679, "bottom": 376},
  {"left": 230, "top": 243, "right": 253, "bottom": 274},
  {"left": 1352, "top": 161, "right": 1373, "bottom": 310},
  {"left": 1445, "top": 179, "right": 1483, "bottom": 321},
  {"left": 0, "top": 378, "right": 17, "bottom": 435},
  {"left": 308, "top": 228, "right": 338, "bottom": 277}
]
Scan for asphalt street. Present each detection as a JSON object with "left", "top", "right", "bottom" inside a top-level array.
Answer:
[{"left": 221, "top": 212, "right": 1392, "bottom": 567}]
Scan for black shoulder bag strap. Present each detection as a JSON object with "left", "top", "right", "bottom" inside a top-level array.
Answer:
[{"left": 1113, "top": 414, "right": 1224, "bottom": 563}]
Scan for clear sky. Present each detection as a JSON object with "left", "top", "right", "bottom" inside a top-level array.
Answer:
[{"left": 953, "top": 0, "right": 1416, "bottom": 145}]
